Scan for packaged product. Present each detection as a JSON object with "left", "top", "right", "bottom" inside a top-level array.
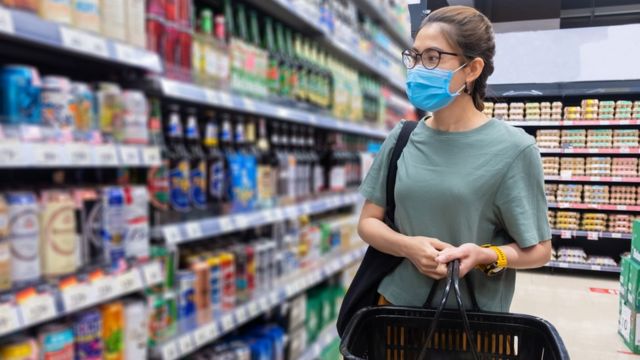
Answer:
[
  {"left": 40, "top": 0, "right": 72, "bottom": 24},
  {"left": 72, "top": 0, "right": 100, "bottom": 33},
  {"left": 101, "top": 0, "right": 126, "bottom": 42}
]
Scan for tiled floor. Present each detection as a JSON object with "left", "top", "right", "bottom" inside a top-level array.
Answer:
[{"left": 511, "top": 270, "right": 634, "bottom": 359}]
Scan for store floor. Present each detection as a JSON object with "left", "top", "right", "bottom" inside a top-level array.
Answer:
[{"left": 512, "top": 271, "right": 630, "bottom": 359}]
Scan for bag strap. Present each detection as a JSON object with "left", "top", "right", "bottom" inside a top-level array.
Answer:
[{"left": 384, "top": 121, "right": 418, "bottom": 230}]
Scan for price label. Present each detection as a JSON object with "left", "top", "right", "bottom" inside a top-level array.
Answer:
[
  {"left": 243, "top": 99, "right": 256, "bottom": 112},
  {"left": 591, "top": 265, "right": 602, "bottom": 271},
  {"left": 247, "top": 301, "right": 259, "bottom": 317},
  {"left": 221, "top": 314, "right": 234, "bottom": 331},
  {"left": 620, "top": 305, "right": 632, "bottom": 341},
  {"left": 195, "top": 325, "right": 213, "bottom": 346},
  {"left": 558, "top": 203, "right": 571, "bottom": 209},
  {"left": 114, "top": 43, "right": 139, "bottom": 65},
  {"left": 35, "top": 144, "right": 60, "bottom": 165},
  {"left": 587, "top": 232, "right": 599, "bottom": 241},
  {"left": 563, "top": 120, "right": 574, "bottom": 126},
  {"left": 205, "top": 322, "right": 219, "bottom": 341},
  {"left": 163, "top": 226, "right": 182, "bottom": 244},
  {"left": 60, "top": 27, "right": 109, "bottom": 58},
  {"left": 590, "top": 176, "right": 601, "bottom": 181},
  {"left": 612, "top": 233, "right": 623, "bottom": 239},
  {"left": 69, "top": 143, "right": 91, "bottom": 166},
  {"left": 617, "top": 205, "right": 628, "bottom": 211},
  {"left": 308, "top": 115, "right": 319, "bottom": 125},
  {"left": 218, "top": 217, "right": 234, "bottom": 232},
  {"left": 92, "top": 275, "right": 118, "bottom": 300},
  {"left": 276, "top": 107, "right": 290, "bottom": 118},
  {"left": 302, "top": 204, "right": 312, "bottom": 214},
  {"left": 234, "top": 215, "right": 249, "bottom": 229},
  {"left": 564, "top": 149, "right": 574, "bottom": 154},
  {"left": 601, "top": 120, "right": 610, "bottom": 125},
  {"left": 258, "top": 297, "right": 269, "bottom": 311},
  {"left": 162, "top": 342, "right": 179, "bottom": 360},
  {"left": 273, "top": 209, "right": 285, "bottom": 220},
  {"left": 62, "top": 283, "right": 95, "bottom": 312},
  {"left": 117, "top": 269, "right": 143, "bottom": 294},
  {"left": 0, "top": 143, "right": 23, "bottom": 166},
  {"left": 620, "top": 120, "right": 631, "bottom": 125},
  {"left": 96, "top": 145, "right": 118, "bottom": 166},
  {"left": 19, "top": 294, "right": 57, "bottom": 325},
  {"left": 558, "top": 262, "right": 569, "bottom": 269},
  {"left": 0, "top": 303, "right": 20, "bottom": 336},
  {"left": 219, "top": 93, "right": 233, "bottom": 107},
  {"left": 235, "top": 306, "right": 248, "bottom": 324},
  {"left": 185, "top": 222, "right": 203, "bottom": 239},
  {"left": 142, "top": 147, "right": 161, "bottom": 166},
  {"left": 118, "top": 145, "right": 141, "bottom": 166},
  {"left": 620, "top": 148, "right": 631, "bottom": 154},
  {"left": 178, "top": 335, "right": 196, "bottom": 354},
  {"left": 588, "top": 148, "right": 598, "bottom": 153},
  {"left": 285, "top": 284, "right": 295, "bottom": 297},
  {"left": 269, "top": 292, "right": 279, "bottom": 305},
  {"left": 0, "top": 6, "right": 14, "bottom": 34},
  {"left": 612, "top": 177, "right": 623, "bottom": 182},
  {"left": 204, "top": 89, "right": 219, "bottom": 104},
  {"left": 142, "top": 262, "right": 163, "bottom": 286}
]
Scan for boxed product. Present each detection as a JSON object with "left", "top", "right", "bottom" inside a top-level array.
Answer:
[
  {"left": 586, "top": 157, "right": 612, "bottom": 176},
  {"left": 584, "top": 185, "right": 609, "bottom": 204},
  {"left": 557, "top": 184, "right": 583, "bottom": 203},
  {"left": 619, "top": 301, "right": 640, "bottom": 353},
  {"left": 627, "top": 259, "right": 640, "bottom": 308},
  {"left": 632, "top": 220, "right": 640, "bottom": 262},
  {"left": 622, "top": 255, "right": 630, "bottom": 298}
]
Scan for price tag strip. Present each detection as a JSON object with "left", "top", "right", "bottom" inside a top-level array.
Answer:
[
  {"left": 61, "top": 282, "right": 96, "bottom": 313},
  {"left": 142, "top": 261, "right": 164, "bottom": 286},
  {"left": 19, "top": 293, "right": 57, "bottom": 326},
  {"left": 117, "top": 269, "right": 144, "bottom": 294},
  {"left": 161, "top": 342, "right": 179, "bottom": 360},
  {"left": 0, "top": 303, "right": 21, "bottom": 336}
]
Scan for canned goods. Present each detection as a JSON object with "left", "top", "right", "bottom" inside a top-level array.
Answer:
[
  {"left": 122, "top": 90, "right": 149, "bottom": 145},
  {"left": 0, "top": 335, "right": 39, "bottom": 360},
  {"left": 101, "top": 301, "right": 124, "bottom": 360},
  {"left": 42, "top": 75, "right": 74, "bottom": 129},
  {"left": 101, "top": 187, "right": 125, "bottom": 269},
  {"left": 190, "top": 259, "right": 211, "bottom": 324},
  {"left": 177, "top": 270, "right": 196, "bottom": 330},
  {"left": 207, "top": 255, "right": 222, "bottom": 313},
  {"left": 70, "top": 82, "right": 97, "bottom": 133},
  {"left": 96, "top": 82, "right": 124, "bottom": 142},
  {"left": 0, "top": 65, "right": 42, "bottom": 125},
  {"left": 6, "top": 192, "right": 40, "bottom": 284},
  {"left": 123, "top": 186, "right": 150, "bottom": 260},
  {"left": 40, "top": 190, "right": 77, "bottom": 278},
  {"left": 38, "top": 324, "right": 75, "bottom": 360},
  {"left": 74, "top": 310, "right": 103, "bottom": 360},
  {"left": 147, "top": 293, "right": 168, "bottom": 347}
]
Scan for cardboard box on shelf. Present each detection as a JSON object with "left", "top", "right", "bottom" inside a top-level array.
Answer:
[
  {"left": 633, "top": 220, "right": 640, "bottom": 262},
  {"left": 620, "top": 302, "right": 640, "bottom": 353}
]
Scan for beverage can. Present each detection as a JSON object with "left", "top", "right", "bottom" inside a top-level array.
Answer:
[
  {"left": 0, "top": 65, "right": 42, "bottom": 125},
  {"left": 190, "top": 258, "right": 211, "bottom": 324},
  {"left": 164, "top": 291, "right": 178, "bottom": 339},
  {"left": 177, "top": 270, "right": 196, "bottom": 330},
  {"left": 6, "top": 192, "right": 40, "bottom": 284},
  {"left": 96, "top": 83, "right": 123, "bottom": 142},
  {"left": 122, "top": 90, "right": 149, "bottom": 145},
  {"left": 38, "top": 324, "right": 75, "bottom": 360},
  {"left": 72, "top": 0, "right": 100, "bottom": 33},
  {"left": 123, "top": 186, "right": 150, "bottom": 260},
  {"left": 147, "top": 293, "right": 167, "bottom": 348},
  {"left": 41, "top": 76, "right": 74, "bottom": 129},
  {"left": 220, "top": 252, "right": 236, "bottom": 310},
  {"left": 0, "top": 239, "right": 11, "bottom": 291},
  {"left": 207, "top": 255, "right": 222, "bottom": 313},
  {"left": 101, "top": 187, "right": 125, "bottom": 269},
  {"left": 70, "top": 82, "right": 97, "bottom": 134},
  {"left": 40, "top": 190, "right": 77, "bottom": 278},
  {"left": 74, "top": 309, "right": 103, "bottom": 360},
  {"left": 72, "top": 189, "right": 100, "bottom": 269},
  {"left": 0, "top": 335, "right": 38, "bottom": 360},
  {"left": 123, "top": 299, "right": 149, "bottom": 359},
  {"left": 101, "top": 301, "right": 124, "bottom": 360},
  {"left": 0, "top": 194, "right": 9, "bottom": 237}
]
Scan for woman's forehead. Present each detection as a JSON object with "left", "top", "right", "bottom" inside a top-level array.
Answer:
[{"left": 413, "top": 23, "right": 457, "bottom": 53}]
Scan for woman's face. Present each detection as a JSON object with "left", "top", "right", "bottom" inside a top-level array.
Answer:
[{"left": 413, "top": 23, "right": 468, "bottom": 94}]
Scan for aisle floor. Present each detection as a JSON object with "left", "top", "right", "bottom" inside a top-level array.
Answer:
[{"left": 511, "top": 271, "right": 631, "bottom": 359}]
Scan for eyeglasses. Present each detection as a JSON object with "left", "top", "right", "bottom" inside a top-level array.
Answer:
[{"left": 402, "top": 48, "right": 463, "bottom": 70}]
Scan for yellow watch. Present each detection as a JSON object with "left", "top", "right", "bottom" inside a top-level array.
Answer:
[{"left": 477, "top": 245, "right": 507, "bottom": 276}]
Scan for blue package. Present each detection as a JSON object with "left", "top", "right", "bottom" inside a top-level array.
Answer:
[{"left": 228, "top": 152, "right": 257, "bottom": 213}]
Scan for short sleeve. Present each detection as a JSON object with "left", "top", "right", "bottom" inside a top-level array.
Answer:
[
  {"left": 358, "top": 121, "right": 405, "bottom": 207},
  {"left": 494, "top": 145, "right": 551, "bottom": 248}
]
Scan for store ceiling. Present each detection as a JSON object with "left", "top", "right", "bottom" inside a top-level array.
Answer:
[{"left": 422, "top": 0, "right": 640, "bottom": 32}]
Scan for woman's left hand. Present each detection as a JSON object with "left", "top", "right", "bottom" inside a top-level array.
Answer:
[{"left": 435, "top": 243, "right": 497, "bottom": 277}]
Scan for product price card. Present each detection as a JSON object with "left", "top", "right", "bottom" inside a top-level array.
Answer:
[
  {"left": 91, "top": 275, "right": 119, "bottom": 300},
  {"left": 194, "top": 325, "right": 213, "bottom": 346},
  {"left": 118, "top": 145, "right": 141, "bottom": 166},
  {"left": 68, "top": 143, "right": 92, "bottom": 166},
  {"left": 178, "top": 334, "right": 196, "bottom": 354},
  {"left": 18, "top": 293, "right": 57, "bottom": 326},
  {"left": 219, "top": 92, "right": 233, "bottom": 107},
  {"left": 60, "top": 27, "right": 109, "bottom": 58},
  {"left": 142, "top": 261, "right": 164, "bottom": 286},
  {"left": 276, "top": 107, "right": 290, "bottom": 119},
  {"left": 611, "top": 233, "right": 623, "bottom": 239},
  {"left": 204, "top": 89, "right": 220, "bottom": 104},
  {"left": 34, "top": 144, "right": 62, "bottom": 166},
  {"left": 247, "top": 301, "right": 259, "bottom": 317},
  {"left": 114, "top": 43, "right": 140, "bottom": 66},
  {"left": 221, "top": 313, "right": 234, "bottom": 331},
  {"left": 142, "top": 146, "right": 161, "bottom": 166},
  {"left": 117, "top": 269, "right": 143, "bottom": 294},
  {"left": 243, "top": 99, "right": 256, "bottom": 112},
  {"left": 61, "top": 282, "right": 95, "bottom": 312},
  {"left": 218, "top": 217, "right": 234, "bottom": 233},
  {"left": 96, "top": 145, "right": 119, "bottom": 166},
  {"left": 269, "top": 292, "right": 280, "bottom": 305},
  {"left": 235, "top": 306, "right": 249, "bottom": 324},
  {"left": 163, "top": 226, "right": 182, "bottom": 244},
  {"left": 258, "top": 297, "right": 269, "bottom": 311},
  {"left": 161, "top": 342, "right": 179, "bottom": 360},
  {"left": 0, "top": 6, "right": 14, "bottom": 34},
  {"left": 560, "top": 230, "right": 573, "bottom": 239},
  {"left": 185, "top": 222, "right": 203, "bottom": 240},
  {"left": 0, "top": 142, "right": 24, "bottom": 166},
  {"left": 587, "top": 232, "right": 599, "bottom": 241},
  {"left": 0, "top": 303, "right": 21, "bottom": 336}
]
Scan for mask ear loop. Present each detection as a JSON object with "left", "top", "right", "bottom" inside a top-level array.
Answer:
[{"left": 452, "top": 62, "right": 469, "bottom": 95}]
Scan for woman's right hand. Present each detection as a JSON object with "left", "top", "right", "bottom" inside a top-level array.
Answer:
[{"left": 403, "top": 236, "right": 453, "bottom": 280}]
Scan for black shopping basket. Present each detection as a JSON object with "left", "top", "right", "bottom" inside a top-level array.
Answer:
[{"left": 340, "top": 260, "right": 569, "bottom": 360}]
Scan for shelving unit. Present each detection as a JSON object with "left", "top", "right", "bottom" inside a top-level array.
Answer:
[
  {"left": 509, "top": 120, "right": 640, "bottom": 127},
  {"left": 156, "top": 246, "right": 366, "bottom": 360},
  {"left": 350, "top": 0, "right": 412, "bottom": 49},
  {"left": 551, "top": 229, "right": 631, "bottom": 240},
  {"left": 539, "top": 148, "right": 640, "bottom": 155},
  {"left": 548, "top": 203, "right": 640, "bottom": 212},
  {"left": 299, "top": 322, "right": 339, "bottom": 360},
  {"left": 546, "top": 176, "right": 640, "bottom": 184},
  {"left": 546, "top": 261, "right": 621, "bottom": 273}
]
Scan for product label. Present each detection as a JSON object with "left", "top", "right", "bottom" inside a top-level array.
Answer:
[
  {"left": 124, "top": 188, "right": 150, "bottom": 260},
  {"left": 170, "top": 161, "right": 191, "bottom": 212},
  {"left": 74, "top": 312, "right": 103, "bottom": 359},
  {"left": 314, "top": 166, "right": 324, "bottom": 193},
  {"left": 330, "top": 166, "right": 346, "bottom": 191},
  {"left": 9, "top": 206, "right": 40, "bottom": 282},
  {"left": 257, "top": 165, "right": 273, "bottom": 202},
  {"left": 147, "top": 161, "right": 170, "bottom": 211},
  {"left": 209, "top": 159, "right": 225, "bottom": 202},
  {"left": 287, "top": 155, "right": 297, "bottom": 198},
  {"left": 42, "top": 88, "right": 73, "bottom": 128},
  {"left": 42, "top": 202, "right": 77, "bottom": 276},
  {"left": 125, "top": 303, "right": 149, "bottom": 359},
  {"left": 42, "top": 327, "right": 75, "bottom": 360},
  {"left": 204, "top": 47, "right": 218, "bottom": 77},
  {"left": 229, "top": 153, "right": 257, "bottom": 212},
  {"left": 190, "top": 161, "right": 207, "bottom": 209}
]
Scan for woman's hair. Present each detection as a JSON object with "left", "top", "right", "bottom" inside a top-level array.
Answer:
[{"left": 420, "top": 6, "right": 495, "bottom": 111}]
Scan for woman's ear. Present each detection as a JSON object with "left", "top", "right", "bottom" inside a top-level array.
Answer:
[{"left": 465, "top": 57, "right": 485, "bottom": 83}]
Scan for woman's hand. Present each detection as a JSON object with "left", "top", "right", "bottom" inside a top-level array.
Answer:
[
  {"left": 434, "top": 243, "right": 497, "bottom": 277},
  {"left": 403, "top": 236, "right": 453, "bottom": 280}
]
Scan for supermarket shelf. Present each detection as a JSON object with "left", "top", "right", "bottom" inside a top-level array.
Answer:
[
  {"left": 0, "top": 6, "right": 162, "bottom": 72},
  {"left": 156, "top": 192, "right": 361, "bottom": 245},
  {"left": 508, "top": 120, "right": 640, "bottom": 127},
  {"left": 0, "top": 142, "right": 161, "bottom": 168},
  {"left": 545, "top": 261, "right": 620, "bottom": 273},
  {"left": 157, "top": 246, "right": 367, "bottom": 360},
  {"left": 300, "top": 322, "right": 339, "bottom": 360},
  {"left": 159, "top": 78, "right": 388, "bottom": 138},
  {"left": 545, "top": 176, "right": 640, "bottom": 184},
  {"left": 551, "top": 229, "right": 631, "bottom": 240},
  {"left": 0, "top": 260, "right": 163, "bottom": 338},
  {"left": 539, "top": 148, "right": 640, "bottom": 155},
  {"left": 548, "top": 202, "right": 640, "bottom": 212},
  {"left": 350, "top": 0, "right": 412, "bottom": 49},
  {"left": 487, "top": 79, "right": 640, "bottom": 98}
]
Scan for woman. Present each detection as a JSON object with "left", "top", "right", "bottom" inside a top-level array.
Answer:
[{"left": 358, "top": 5, "right": 552, "bottom": 311}]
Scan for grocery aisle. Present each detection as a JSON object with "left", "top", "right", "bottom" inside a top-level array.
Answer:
[{"left": 512, "top": 271, "right": 626, "bottom": 359}]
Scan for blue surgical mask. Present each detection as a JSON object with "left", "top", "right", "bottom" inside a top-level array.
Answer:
[{"left": 406, "top": 64, "right": 467, "bottom": 112}]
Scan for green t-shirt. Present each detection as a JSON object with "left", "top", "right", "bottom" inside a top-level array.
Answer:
[{"left": 359, "top": 118, "right": 551, "bottom": 312}]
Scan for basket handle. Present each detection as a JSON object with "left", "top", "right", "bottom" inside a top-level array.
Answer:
[{"left": 418, "top": 260, "right": 480, "bottom": 360}]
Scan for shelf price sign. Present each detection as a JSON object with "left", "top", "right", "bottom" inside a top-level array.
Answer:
[{"left": 0, "top": 302, "right": 20, "bottom": 336}]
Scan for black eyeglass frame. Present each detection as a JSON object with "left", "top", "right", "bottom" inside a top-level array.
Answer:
[{"left": 402, "top": 48, "right": 468, "bottom": 70}]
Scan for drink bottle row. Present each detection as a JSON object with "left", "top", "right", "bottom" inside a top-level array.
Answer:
[{"left": 150, "top": 98, "right": 371, "bottom": 225}]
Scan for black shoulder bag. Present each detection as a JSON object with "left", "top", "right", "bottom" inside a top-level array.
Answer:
[{"left": 336, "top": 120, "right": 419, "bottom": 337}]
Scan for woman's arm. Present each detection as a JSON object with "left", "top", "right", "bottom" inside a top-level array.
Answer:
[
  {"left": 359, "top": 200, "right": 453, "bottom": 279},
  {"left": 435, "top": 240, "right": 552, "bottom": 277}
]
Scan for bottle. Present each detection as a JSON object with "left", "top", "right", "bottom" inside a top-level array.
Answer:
[
  {"left": 282, "top": 124, "right": 297, "bottom": 202},
  {"left": 248, "top": 10, "right": 267, "bottom": 98},
  {"left": 273, "top": 122, "right": 287, "bottom": 202},
  {"left": 203, "top": 112, "right": 225, "bottom": 215},
  {"left": 275, "top": 23, "right": 291, "bottom": 98},
  {"left": 291, "top": 125, "right": 306, "bottom": 199},
  {"left": 324, "top": 133, "right": 346, "bottom": 192},
  {"left": 147, "top": 98, "right": 169, "bottom": 226},
  {"left": 220, "top": 113, "right": 235, "bottom": 213},
  {"left": 185, "top": 109, "right": 208, "bottom": 213},
  {"left": 256, "top": 117, "right": 275, "bottom": 209},
  {"left": 308, "top": 127, "right": 322, "bottom": 195},
  {"left": 234, "top": 4, "right": 250, "bottom": 95},
  {"left": 166, "top": 106, "right": 191, "bottom": 218},
  {"left": 285, "top": 30, "right": 302, "bottom": 102},
  {"left": 264, "top": 17, "right": 280, "bottom": 96}
]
